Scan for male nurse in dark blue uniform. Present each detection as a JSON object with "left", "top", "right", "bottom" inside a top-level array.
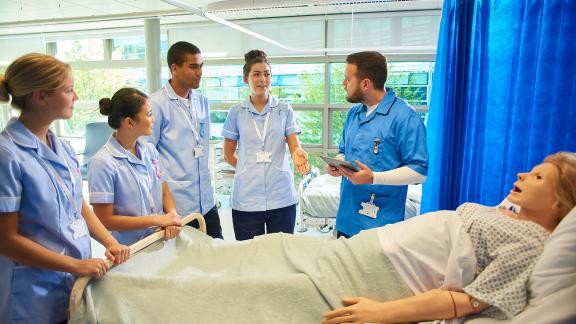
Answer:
[{"left": 327, "top": 51, "right": 428, "bottom": 238}]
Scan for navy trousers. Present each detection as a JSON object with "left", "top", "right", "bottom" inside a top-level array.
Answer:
[{"left": 232, "top": 204, "right": 296, "bottom": 241}]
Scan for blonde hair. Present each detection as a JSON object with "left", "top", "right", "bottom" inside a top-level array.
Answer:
[
  {"left": 544, "top": 152, "right": 576, "bottom": 218},
  {"left": 0, "top": 53, "right": 71, "bottom": 110}
]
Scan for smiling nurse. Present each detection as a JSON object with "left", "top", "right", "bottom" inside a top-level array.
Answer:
[
  {"left": 222, "top": 50, "right": 309, "bottom": 240},
  {"left": 0, "top": 53, "right": 130, "bottom": 324}
]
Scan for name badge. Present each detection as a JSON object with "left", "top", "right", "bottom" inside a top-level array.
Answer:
[
  {"left": 194, "top": 145, "right": 204, "bottom": 158},
  {"left": 70, "top": 218, "right": 88, "bottom": 239},
  {"left": 358, "top": 193, "right": 379, "bottom": 219},
  {"left": 256, "top": 151, "right": 272, "bottom": 163}
]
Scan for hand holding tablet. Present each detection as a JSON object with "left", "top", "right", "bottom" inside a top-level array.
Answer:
[{"left": 320, "top": 156, "right": 359, "bottom": 172}]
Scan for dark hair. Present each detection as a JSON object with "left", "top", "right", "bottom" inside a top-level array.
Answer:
[
  {"left": 99, "top": 88, "right": 148, "bottom": 129},
  {"left": 346, "top": 51, "right": 388, "bottom": 90},
  {"left": 243, "top": 50, "right": 270, "bottom": 78},
  {"left": 167, "top": 41, "right": 201, "bottom": 73}
]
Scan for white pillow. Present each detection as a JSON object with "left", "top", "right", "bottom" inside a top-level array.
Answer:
[{"left": 528, "top": 206, "right": 576, "bottom": 302}]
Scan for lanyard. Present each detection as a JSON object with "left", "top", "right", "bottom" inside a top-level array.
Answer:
[
  {"left": 124, "top": 156, "right": 155, "bottom": 215},
  {"left": 34, "top": 149, "right": 80, "bottom": 219},
  {"left": 165, "top": 86, "right": 201, "bottom": 144},
  {"left": 251, "top": 112, "right": 270, "bottom": 144}
]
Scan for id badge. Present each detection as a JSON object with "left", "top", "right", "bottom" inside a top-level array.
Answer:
[
  {"left": 70, "top": 218, "right": 88, "bottom": 239},
  {"left": 358, "top": 193, "right": 379, "bottom": 219},
  {"left": 194, "top": 145, "right": 204, "bottom": 158},
  {"left": 256, "top": 151, "right": 272, "bottom": 163},
  {"left": 358, "top": 202, "right": 379, "bottom": 219}
]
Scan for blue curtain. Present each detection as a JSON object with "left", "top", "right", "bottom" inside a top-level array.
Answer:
[{"left": 422, "top": 0, "right": 576, "bottom": 213}]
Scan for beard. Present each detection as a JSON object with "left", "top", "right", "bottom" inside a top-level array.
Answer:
[{"left": 345, "top": 87, "right": 364, "bottom": 103}]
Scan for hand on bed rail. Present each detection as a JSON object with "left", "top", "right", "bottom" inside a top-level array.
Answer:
[
  {"left": 68, "top": 213, "right": 206, "bottom": 318},
  {"left": 70, "top": 241, "right": 130, "bottom": 278},
  {"left": 154, "top": 210, "right": 183, "bottom": 240},
  {"left": 71, "top": 258, "right": 111, "bottom": 279},
  {"left": 104, "top": 242, "right": 131, "bottom": 266}
]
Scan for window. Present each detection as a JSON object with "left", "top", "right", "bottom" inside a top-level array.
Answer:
[
  {"left": 388, "top": 62, "right": 434, "bottom": 106},
  {"left": 209, "top": 110, "right": 229, "bottom": 140},
  {"left": 271, "top": 64, "right": 324, "bottom": 104},
  {"left": 198, "top": 65, "right": 247, "bottom": 104},
  {"left": 294, "top": 110, "right": 322, "bottom": 145},
  {"left": 60, "top": 68, "right": 147, "bottom": 138},
  {"left": 55, "top": 39, "right": 104, "bottom": 62},
  {"left": 197, "top": 63, "right": 325, "bottom": 105},
  {"left": 329, "top": 62, "right": 434, "bottom": 107},
  {"left": 331, "top": 109, "right": 348, "bottom": 147},
  {"left": 112, "top": 34, "right": 169, "bottom": 60},
  {"left": 0, "top": 104, "right": 10, "bottom": 130},
  {"left": 329, "top": 63, "right": 346, "bottom": 104}
]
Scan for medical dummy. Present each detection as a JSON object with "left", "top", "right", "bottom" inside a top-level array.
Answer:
[
  {"left": 88, "top": 88, "right": 182, "bottom": 245},
  {"left": 222, "top": 50, "right": 309, "bottom": 240},
  {"left": 70, "top": 152, "right": 575, "bottom": 324},
  {"left": 0, "top": 53, "right": 130, "bottom": 324}
]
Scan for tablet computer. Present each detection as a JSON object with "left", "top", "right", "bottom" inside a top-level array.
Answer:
[{"left": 320, "top": 156, "right": 359, "bottom": 172}]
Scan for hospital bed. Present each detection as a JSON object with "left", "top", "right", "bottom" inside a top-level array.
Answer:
[
  {"left": 68, "top": 213, "right": 206, "bottom": 316},
  {"left": 68, "top": 206, "right": 576, "bottom": 323},
  {"left": 297, "top": 167, "right": 423, "bottom": 232}
]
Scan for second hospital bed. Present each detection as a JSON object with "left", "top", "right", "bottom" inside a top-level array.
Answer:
[{"left": 297, "top": 167, "right": 423, "bottom": 231}]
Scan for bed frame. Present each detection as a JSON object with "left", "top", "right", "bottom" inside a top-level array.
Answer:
[
  {"left": 68, "top": 213, "right": 207, "bottom": 317},
  {"left": 297, "top": 167, "right": 336, "bottom": 232}
]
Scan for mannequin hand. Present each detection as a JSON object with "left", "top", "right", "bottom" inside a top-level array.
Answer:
[
  {"left": 104, "top": 243, "right": 130, "bottom": 265},
  {"left": 291, "top": 147, "right": 310, "bottom": 175},
  {"left": 339, "top": 160, "right": 373, "bottom": 185},
  {"left": 322, "top": 297, "right": 387, "bottom": 324}
]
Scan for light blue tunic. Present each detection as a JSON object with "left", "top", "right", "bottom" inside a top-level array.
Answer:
[
  {"left": 145, "top": 82, "right": 215, "bottom": 216},
  {"left": 0, "top": 118, "right": 91, "bottom": 324},
  {"left": 336, "top": 89, "right": 428, "bottom": 236},
  {"left": 88, "top": 136, "right": 165, "bottom": 245},
  {"left": 222, "top": 96, "right": 300, "bottom": 211}
]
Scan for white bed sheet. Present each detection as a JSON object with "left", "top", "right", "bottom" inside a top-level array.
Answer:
[{"left": 301, "top": 174, "right": 422, "bottom": 219}]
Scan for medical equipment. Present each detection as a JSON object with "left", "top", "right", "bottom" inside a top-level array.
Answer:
[
  {"left": 68, "top": 212, "right": 206, "bottom": 316},
  {"left": 320, "top": 156, "right": 359, "bottom": 172},
  {"left": 297, "top": 168, "right": 422, "bottom": 232}
]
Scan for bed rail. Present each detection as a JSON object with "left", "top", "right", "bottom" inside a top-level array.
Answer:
[
  {"left": 297, "top": 167, "right": 320, "bottom": 232},
  {"left": 68, "top": 212, "right": 206, "bottom": 317}
]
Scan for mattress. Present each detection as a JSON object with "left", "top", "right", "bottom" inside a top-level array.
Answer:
[{"left": 301, "top": 174, "right": 422, "bottom": 219}]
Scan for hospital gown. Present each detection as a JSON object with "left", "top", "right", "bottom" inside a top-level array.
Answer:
[{"left": 459, "top": 203, "right": 549, "bottom": 319}]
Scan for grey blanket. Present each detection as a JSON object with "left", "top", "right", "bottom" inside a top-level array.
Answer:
[{"left": 70, "top": 227, "right": 412, "bottom": 324}]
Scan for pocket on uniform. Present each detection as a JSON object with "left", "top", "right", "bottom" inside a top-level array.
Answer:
[
  {"left": 12, "top": 266, "right": 69, "bottom": 322},
  {"left": 372, "top": 195, "right": 405, "bottom": 223},
  {"left": 269, "top": 165, "right": 296, "bottom": 199}
]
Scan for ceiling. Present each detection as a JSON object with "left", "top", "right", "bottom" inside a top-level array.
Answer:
[{"left": 0, "top": 0, "right": 443, "bottom": 29}]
